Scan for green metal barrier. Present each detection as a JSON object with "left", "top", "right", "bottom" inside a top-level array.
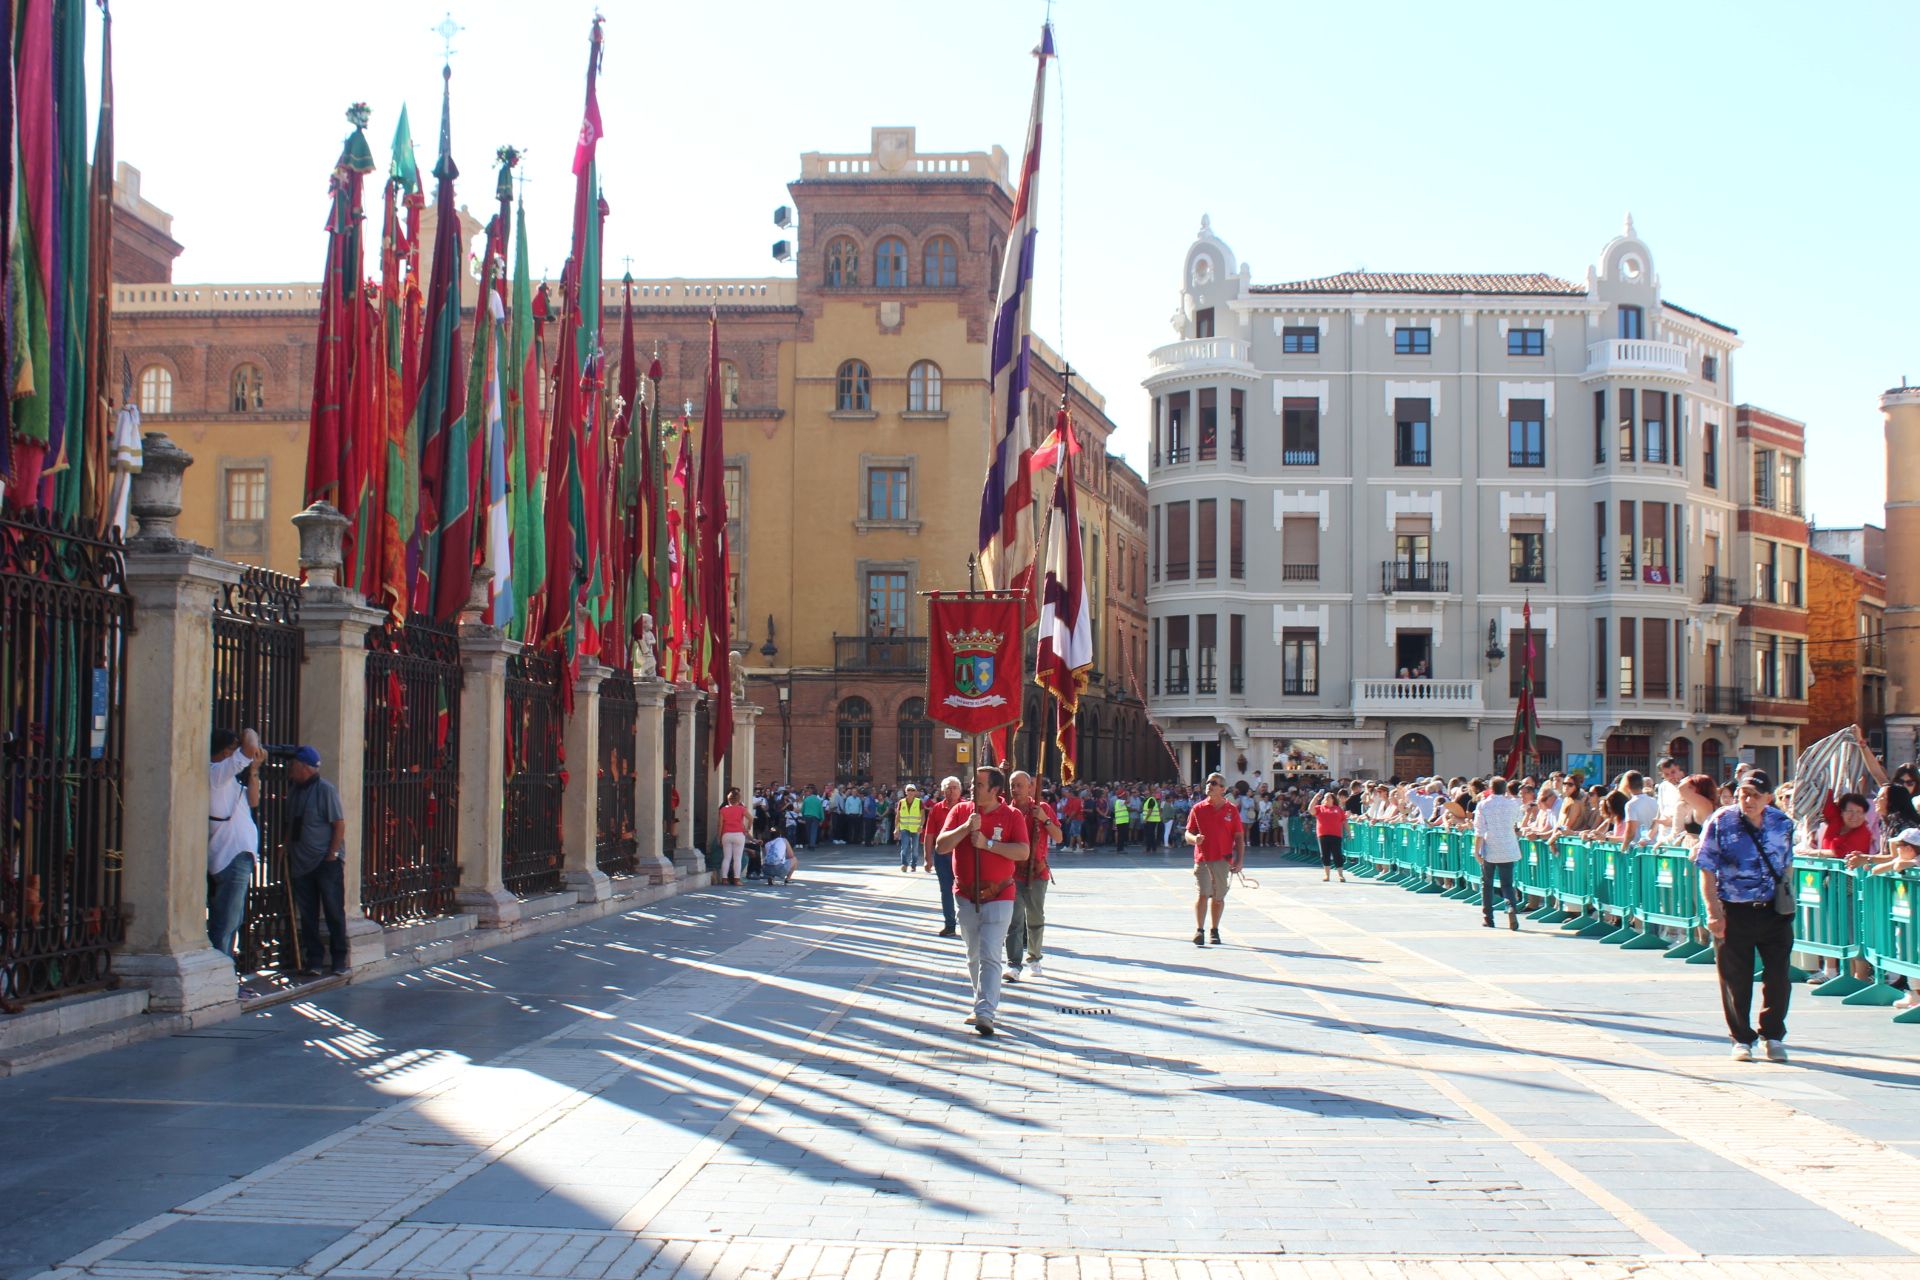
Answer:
[
  {"left": 1789, "top": 856, "right": 1870, "bottom": 996},
  {"left": 1555, "top": 839, "right": 1610, "bottom": 935},
  {"left": 1631, "top": 847, "right": 1709, "bottom": 959},
  {"left": 1592, "top": 844, "right": 1652, "bottom": 946},
  {"left": 1851, "top": 870, "right": 1920, "bottom": 1018},
  {"left": 1424, "top": 829, "right": 1460, "bottom": 897},
  {"left": 1519, "top": 837, "right": 1566, "bottom": 922}
]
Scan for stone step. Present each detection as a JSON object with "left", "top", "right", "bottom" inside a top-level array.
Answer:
[
  {"left": 0, "top": 1011, "right": 158, "bottom": 1077},
  {"left": 380, "top": 911, "right": 479, "bottom": 953},
  {"left": 0, "top": 987, "right": 149, "bottom": 1052}
]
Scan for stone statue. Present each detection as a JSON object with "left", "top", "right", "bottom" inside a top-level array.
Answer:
[
  {"left": 731, "top": 660, "right": 748, "bottom": 705},
  {"left": 637, "top": 614, "right": 659, "bottom": 678}
]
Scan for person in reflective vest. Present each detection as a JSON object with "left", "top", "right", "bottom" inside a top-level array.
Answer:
[
  {"left": 896, "top": 785, "right": 926, "bottom": 871},
  {"left": 1142, "top": 792, "right": 1163, "bottom": 851}
]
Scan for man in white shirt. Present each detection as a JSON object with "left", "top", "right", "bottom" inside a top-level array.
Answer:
[
  {"left": 207, "top": 727, "right": 264, "bottom": 963},
  {"left": 1473, "top": 777, "right": 1526, "bottom": 930},
  {"left": 1409, "top": 781, "right": 1439, "bottom": 823},
  {"left": 1622, "top": 771, "right": 1660, "bottom": 845},
  {"left": 1653, "top": 756, "right": 1685, "bottom": 845}
]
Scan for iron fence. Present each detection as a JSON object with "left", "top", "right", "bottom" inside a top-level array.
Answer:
[
  {"left": 362, "top": 618, "right": 463, "bottom": 925},
  {"left": 664, "top": 694, "right": 682, "bottom": 849},
  {"left": 504, "top": 648, "right": 564, "bottom": 896},
  {"left": 210, "top": 566, "right": 303, "bottom": 974},
  {"left": 596, "top": 670, "right": 639, "bottom": 876},
  {"left": 0, "top": 510, "right": 129, "bottom": 1008}
]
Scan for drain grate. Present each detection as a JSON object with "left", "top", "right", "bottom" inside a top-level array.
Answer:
[{"left": 1057, "top": 1006, "right": 1114, "bottom": 1015}]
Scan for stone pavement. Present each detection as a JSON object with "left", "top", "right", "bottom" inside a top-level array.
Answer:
[{"left": 5, "top": 844, "right": 1920, "bottom": 1280}]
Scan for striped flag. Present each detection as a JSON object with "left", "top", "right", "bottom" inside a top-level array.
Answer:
[
  {"left": 977, "top": 22, "right": 1055, "bottom": 613},
  {"left": 1033, "top": 406, "right": 1092, "bottom": 781}
]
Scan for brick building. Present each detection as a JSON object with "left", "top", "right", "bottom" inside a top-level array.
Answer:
[
  {"left": 1732, "top": 404, "right": 1812, "bottom": 779},
  {"left": 1803, "top": 548, "right": 1888, "bottom": 753}
]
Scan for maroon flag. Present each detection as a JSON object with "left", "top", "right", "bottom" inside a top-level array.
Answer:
[
  {"left": 928, "top": 595, "right": 1025, "bottom": 738},
  {"left": 696, "top": 314, "right": 733, "bottom": 765}
]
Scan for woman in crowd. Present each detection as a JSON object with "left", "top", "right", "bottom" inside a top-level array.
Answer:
[
  {"left": 1310, "top": 789, "right": 1349, "bottom": 883},
  {"left": 717, "top": 787, "right": 750, "bottom": 886},
  {"left": 1668, "top": 773, "right": 1719, "bottom": 850}
]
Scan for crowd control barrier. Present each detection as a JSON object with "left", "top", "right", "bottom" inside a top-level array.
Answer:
[{"left": 1332, "top": 821, "right": 1920, "bottom": 1027}]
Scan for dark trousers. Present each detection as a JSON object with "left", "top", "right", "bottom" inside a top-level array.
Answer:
[
  {"left": 292, "top": 859, "right": 348, "bottom": 971},
  {"left": 1480, "top": 858, "right": 1518, "bottom": 921},
  {"left": 1716, "top": 902, "right": 1793, "bottom": 1044},
  {"left": 934, "top": 852, "right": 957, "bottom": 931},
  {"left": 1318, "top": 834, "right": 1346, "bottom": 868}
]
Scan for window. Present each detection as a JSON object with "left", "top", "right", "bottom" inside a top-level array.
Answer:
[
  {"left": 1595, "top": 617, "right": 1609, "bottom": 699},
  {"left": 1194, "top": 307, "right": 1215, "bottom": 339},
  {"left": 1779, "top": 456, "right": 1803, "bottom": 515},
  {"left": 873, "top": 237, "right": 908, "bottom": 288},
  {"left": 1197, "top": 389, "right": 1217, "bottom": 461},
  {"left": 1508, "top": 523, "right": 1545, "bottom": 584},
  {"left": 1229, "top": 615, "right": 1245, "bottom": 695},
  {"left": 138, "top": 364, "right": 172, "bottom": 415},
  {"left": 835, "top": 360, "right": 871, "bottom": 412},
  {"left": 987, "top": 238, "right": 1003, "bottom": 291},
  {"left": 1618, "top": 617, "right": 1636, "bottom": 698},
  {"left": 1702, "top": 354, "right": 1718, "bottom": 383},
  {"left": 1197, "top": 614, "right": 1218, "bottom": 695},
  {"left": 866, "top": 467, "right": 909, "bottom": 521},
  {"left": 1282, "top": 630, "right": 1318, "bottom": 695},
  {"left": 1394, "top": 398, "right": 1430, "bottom": 466},
  {"left": 1282, "top": 518, "right": 1319, "bottom": 581},
  {"left": 1642, "top": 390, "right": 1667, "bottom": 463},
  {"left": 1229, "top": 499, "right": 1245, "bottom": 579},
  {"left": 835, "top": 697, "right": 872, "bottom": 783},
  {"left": 1394, "top": 327, "right": 1431, "bottom": 355},
  {"left": 1508, "top": 629, "right": 1547, "bottom": 697},
  {"left": 1782, "top": 546, "right": 1803, "bottom": 606},
  {"left": 1229, "top": 389, "right": 1244, "bottom": 462},
  {"left": 1641, "top": 502, "right": 1669, "bottom": 582},
  {"left": 1508, "top": 398, "right": 1545, "bottom": 467},
  {"left": 907, "top": 360, "right": 942, "bottom": 413},
  {"left": 225, "top": 468, "right": 267, "bottom": 522},
  {"left": 1195, "top": 499, "right": 1217, "bottom": 579},
  {"left": 718, "top": 361, "right": 740, "bottom": 411},
  {"left": 1617, "top": 387, "right": 1635, "bottom": 462},
  {"left": 1165, "top": 615, "right": 1190, "bottom": 695},
  {"left": 1166, "top": 391, "right": 1189, "bottom": 463},
  {"left": 1282, "top": 397, "right": 1319, "bottom": 465},
  {"left": 1754, "top": 635, "right": 1780, "bottom": 699},
  {"left": 825, "top": 237, "right": 859, "bottom": 288},
  {"left": 1752, "top": 447, "right": 1775, "bottom": 508},
  {"left": 865, "top": 571, "right": 908, "bottom": 636},
  {"left": 1507, "top": 329, "right": 1544, "bottom": 357},
  {"left": 723, "top": 466, "right": 745, "bottom": 522},
  {"left": 1703, "top": 420, "right": 1719, "bottom": 488},
  {"left": 1165, "top": 501, "right": 1190, "bottom": 580},
  {"left": 230, "top": 364, "right": 265, "bottom": 412},
  {"left": 1754, "top": 539, "right": 1777, "bottom": 603},
  {"left": 1593, "top": 389, "right": 1606, "bottom": 465},
  {"left": 1282, "top": 327, "right": 1319, "bottom": 354},
  {"left": 922, "top": 237, "right": 957, "bottom": 288},
  {"left": 1150, "top": 506, "right": 1160, "bottom": 582},
  {"left": 897, "top": 697, "right": 932, "bottom": 779},
  {"left": 1618, "top": 305, "right": 1643, "bottom": 339},
  {"left": 1594, "top": 501, "right": 1607, "bottom": 583},
  {"left": 1642, "top": 617, "right": 1669, "bottom": 699},
  {"left": 1618, "top": 501, "right": 1636, "bottom": 581}
]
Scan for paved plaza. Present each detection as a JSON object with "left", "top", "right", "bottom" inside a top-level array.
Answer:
[{"left": 5, "top": 846, "right": 1920, "bottom": 1280}]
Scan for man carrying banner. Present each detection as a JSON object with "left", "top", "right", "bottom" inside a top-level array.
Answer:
[
  {"left": 933, "top": 766, "right": 1031, "bottom": 1037},
  {"left": 1004, "top": 770, "right": 1061, "bottom": 983}
]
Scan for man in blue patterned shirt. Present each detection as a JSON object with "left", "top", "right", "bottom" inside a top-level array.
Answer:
[{"left": 1693, "top": 770, "right": 1796, "bottom": 1062}]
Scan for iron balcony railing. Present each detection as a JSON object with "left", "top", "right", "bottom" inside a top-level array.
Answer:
[
  {"left": 1283, "top": 447, "right": 1319, "bottom": 466},
  {"left": 1381, "top": 560, "right": 1448, "bottom": 593},
  {"left": 1693, "top": 684, "right": 1748, "bottom": 716},
  {"left": 1509, "top": 449, "right": 1545, "bottom": 468},
  {"left": 1863, "top": 641, "right": 1888, "bottom": 669},
  {"left": 835, "top": 635, "right": 927, "bottom": 672},
  {"left": 1701, "top": 574, "right": 1738, "bottom": 605},
  {"left": 1282, "top": 563, "right": 1319, "bottom": 582}
]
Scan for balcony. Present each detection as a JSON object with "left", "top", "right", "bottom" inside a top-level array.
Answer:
[
  {"left": 1145, "top": 337, "right": 1255, "bottom": 385},
  {"left": 1351, "top": 678, "right": 1485, "bottom": 717},
  {"left": 1863, "top": 641, "right": 1888, "bottom": 670},
  {"left": 1282, "top": 447, "right": 1320, "bottom": 466},
  {"left": 835, "top": 635, "right": 927, "bottom": 672},
  {"left": 1282, "top": 563, "right": 1320, "bottom": 583},
  {"left": 1693, "top": 684, "right": 1748, "bottom": 717},
  {"left": 1583, "top": 338, "right": 1692, "bottom": 383},
  {"left": 1381, "top": 560, "right": 1449, "bottom": 594},
  {"left": 1701, "top": 574, "right": 1738, "bottom": 606}
]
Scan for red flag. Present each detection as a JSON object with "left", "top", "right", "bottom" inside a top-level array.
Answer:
[
  {"left": 696, "top": 315, "right": 734, "bottom": 765},
  {"left": 927, "top": 596, "right": 1025, "bottom": 738}
]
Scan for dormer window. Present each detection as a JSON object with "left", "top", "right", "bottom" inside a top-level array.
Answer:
[
  {"left": 1617, "top": 305, "right": 1644, "bottom": 339},
  {"left": 1194, "top": 308, "right": 1214, "bottom": 339}
]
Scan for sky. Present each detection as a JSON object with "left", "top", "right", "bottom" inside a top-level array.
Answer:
[{"left": 101, "top": 0, "right": 1918, "bottom": 527}]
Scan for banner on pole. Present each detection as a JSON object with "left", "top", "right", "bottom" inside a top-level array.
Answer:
[{"left": 927, "top": 595, "right": 1025, "bottom": 737}]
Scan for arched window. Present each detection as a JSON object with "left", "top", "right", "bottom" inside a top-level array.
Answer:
[
  {"left": 229, "top": 363, "right": 265, "bottom": 412},
  {"left": 825, "top": 237, "right": 859, "bottom": 288},
  {"left": 836, "top": 697, "right": 873, "bottom": 783},
  {"left": 988, "top": 237, "right": 1004, "bottom": 292},
  {"left": 907, "top": 360, "right": 942, "bottom": 413},
  {"left": 720, "top": 361, "right": 741, "bottom": 410},
  {"left": 1392, "top": 733, "right": 1434, "bottom": 782},
  {"left": 874, "top": 237, "right": 908, "bottom": 288},
  {"left": 1491, "top": 734, "right": 1564, "bottom": 777},
  {"left": 897, "top": 697, "right": 932, "bottom": 781},
  {"left": 1665, "top": 736, "right": 1693, "bottom": 773},
  {"left": 923, "top": 236, "right": 958, "bottom": 287},
  {"left": 138, "top": 365, "right": 172, "bottom": 415},
  {"left": 836, "top": 360, "right": 871, "bottom": 412}
]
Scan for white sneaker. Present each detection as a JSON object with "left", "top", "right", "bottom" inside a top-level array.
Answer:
[
  {"left": 1729, "top": 1041, "right": 1754, "bottom": 1062},
  {"left": 1004, "top": 966, "right": 1021, "bottom": 984},
  {"left": 1763, "top": 1040, "right": 1789, "bottom": 1063},
  {"left": 1026, "top": 959, "right": 1043, "bottom": 979}
]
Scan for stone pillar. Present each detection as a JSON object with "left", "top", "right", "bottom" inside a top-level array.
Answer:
[
  {"left": 115, "top": 434, "right": 240, "bottom": 1013},
  {"left": 633, "top": 678, "right": 673, "bottom": 883},
  {"left": 290, "top": 502, "right": 388, "bottom": 971},
  {"left": 672, "top": 688, "right": 702, "bottom": 875},
  {"left": 561, "top": 660, "right": 612, "bottom": 902},
  {"left": 455, "top": 622, "right": 523, "bottom": 928},
  {"left": 732, "top": 702, "right": 762, "bottom": 800}
]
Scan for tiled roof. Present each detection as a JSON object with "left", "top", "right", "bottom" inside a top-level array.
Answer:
[{"left": 1250, "top": 271, "right": 1585, "bottom": 297}]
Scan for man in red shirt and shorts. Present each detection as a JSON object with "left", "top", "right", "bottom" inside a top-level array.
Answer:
[
  {"left": 932, "top": 766, "right": 1031, "bottom": 1036},
  {"left": 1185, "top": 772, "right": 1245, "bottom": 947},
  {"left": 1004, "top": 770, "right": 1062, "bottom": 983}
]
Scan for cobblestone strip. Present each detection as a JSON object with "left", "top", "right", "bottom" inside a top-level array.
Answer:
[{"left": 1263, "top": 891, "right": 1920, "bottom": 1256}]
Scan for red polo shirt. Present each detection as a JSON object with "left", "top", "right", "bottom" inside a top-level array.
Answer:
[
  {"left": 925, "top": 799, "right": 953, "bottom": 858},
  {"left": 1186, "top": 799, "right": 1243, "bottom": 864},
  {"left": 941, "top": 800, "right": 1030, "bottom": 903},
  {"left": 1013, "top": 801, "right": 1057, "bottom": 883}
]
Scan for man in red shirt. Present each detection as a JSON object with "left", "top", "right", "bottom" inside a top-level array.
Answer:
[
  {"left": 932, "top": 766, "right": 1031, "bottom": 1036},
  {"left": 1004, "top": 771, "right": 1063, "bottom": 982},
  {"left": 1060, "top": 788, "right": 1085, "bottom": 851},
  {"left": 1184, "top": 772, "right": 1245, "bottom": 947},
  {"left": 921, "top": 775, "right": 964, "bottom": 938}
]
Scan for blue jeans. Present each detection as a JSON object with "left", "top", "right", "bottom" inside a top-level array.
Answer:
[
  {"left": 899, "top": 831, "right": 922, "bottom": 868},
  {"left": 803, "top": 817, "right": 821, "bottom": 848},
  {"left": 1481, "top": 858, "right": 1519, "bottom": 922},
  {"left": 207, "top": 851, "right": 254, "bottom": 960},
  {"left": 934, "top": 853, "right": 957, "bottom": 931}
]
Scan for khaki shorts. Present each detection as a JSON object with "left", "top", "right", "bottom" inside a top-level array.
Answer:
[{"left": 1194, "top": 859, "right": 1232, "bottom": 899}]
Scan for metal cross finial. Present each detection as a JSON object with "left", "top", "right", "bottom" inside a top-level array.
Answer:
[
  {"left": 683, "top": 399, "right": 694, "bottom": 418},
  {"left": 433, "top": 11, "right": 463, "bottom": 62}
]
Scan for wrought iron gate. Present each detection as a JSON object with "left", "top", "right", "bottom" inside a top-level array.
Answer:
[
  {"left": 692, "top": 701, "right": 710, "bottom": 854},
  {"left": 503, "top": 649, "right": 564, "bottom": 896},
  {"left": 663, "top": 694, "right": 681, "bottom": 849},
  {"left": 210, "top": 566, "right": 303, "bottom": 974},
  {"left": 362, "top": 618, "right": 462, "bottom": 924},
  {"left": 596, "top": 670, "right": 638, "bottom": 876},
  {"left": 0, "top": 511, "right": 129, "bottom": 1008}
]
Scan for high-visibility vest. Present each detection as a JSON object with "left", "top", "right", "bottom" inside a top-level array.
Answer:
[
  {"left": 1114, "top": 800, "right": 1131, "bottom": 825},
  {"left": 1143, "top": 797, "right": 1161, "bottom": 823},
  {"left": 897, "top": 796, "right": 924, "bottom": 834}
]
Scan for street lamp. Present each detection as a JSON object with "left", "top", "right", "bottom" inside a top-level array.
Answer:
[
  {"left": 1485, "top": 618, "right": 1507, "bottom": 672},
  {"left": 777, "top": 683, "right": 792, "bottom": 786},
  {"left": 760, "top": 614, "right": 778, "bottom": 661}
]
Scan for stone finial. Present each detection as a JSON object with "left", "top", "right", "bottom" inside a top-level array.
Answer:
[
  {"left": 126, "top": 432, "right": 193, "bottom": 547},
  {"left": 1623, "top": 211, "right": 1636, "bottom": 238},
  {"left": 461, "top": 565, "right": 495, "bottom": 626},
  {"left": 291, "top": 501, "right": 350, "bottom": 589},
  {"left": 1199, "top": 213, "right": 1212, "bottom": 238}
]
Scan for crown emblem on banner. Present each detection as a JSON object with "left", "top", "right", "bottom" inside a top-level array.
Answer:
[{"left": 948, "top": 628, "right": 1002, "bottom": 654}]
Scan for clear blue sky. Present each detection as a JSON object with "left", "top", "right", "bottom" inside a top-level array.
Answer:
[{"left": 107, "top": 0, "right": 1916, "bottom": 525}]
